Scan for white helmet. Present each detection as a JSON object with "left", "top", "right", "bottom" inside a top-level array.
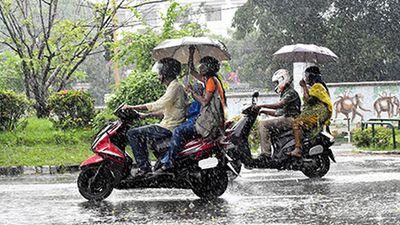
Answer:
[{"left": 271, "top": 69, "right": 291, "bottom": 93}]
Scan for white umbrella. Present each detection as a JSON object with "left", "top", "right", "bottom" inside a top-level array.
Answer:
[
  {"left": 273, "top": 43, "right": 338, "bottom": 63},
  {"left": 152, "top": 36, "right": 231, "bottom": 65}
]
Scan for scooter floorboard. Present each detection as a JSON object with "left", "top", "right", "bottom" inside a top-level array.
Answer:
[{"left": 116, "top": 173, "right": 191, "bottom": 189}]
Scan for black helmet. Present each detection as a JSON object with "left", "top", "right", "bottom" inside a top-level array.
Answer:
[
  {"left": 305, "top": 66, "right": 321, "bottom": 76},
  {"left": 152, "top": 57, "right": 181, "bottom": 79},
  {"left": 199, "top": 56, "right": 220, "bottom": 75},
  {"left": 304, "top": 66, "right": 322, "bottom": 85}
]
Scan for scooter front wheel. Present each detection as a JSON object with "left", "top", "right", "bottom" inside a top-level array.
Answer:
[
  {"left": 227, "top": 160, "right": 241, "bottom": 180},
  {"left": 78, "top": 165, "right": 114, "bottom": 201}
]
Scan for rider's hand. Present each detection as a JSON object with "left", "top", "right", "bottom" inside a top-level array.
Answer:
[
  {"left": 185, "top": 84, "right": 193, "bottom": 93},
  {"left": 254, "top": 105, "right": 261, "bottom": 111},
  {"left": 122, "top": 105, "right": 131, "bottom": 110},
  {"left": 137, "top": 112, "right": 147, "bottom": 119},
  {"left": 299, "top": 79, "right": 307, "bottom": 87}
]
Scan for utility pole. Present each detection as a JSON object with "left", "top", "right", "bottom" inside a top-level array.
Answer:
[{"left": 112, "top": 0, "right": 120, "bottom": 88}]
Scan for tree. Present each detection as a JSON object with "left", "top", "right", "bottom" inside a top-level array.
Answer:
[
  {"left": 232, "top": 0, "right": 400, "bottom": 84},
  {"left": 0, "top": 51, "right": 24, "bottom": 92},
  {"left": 324, "top": 0, "right": 400, "bottom": 81},
  {"left": 113, "top": 1, "right": 206, "bottom": 71},
  {"left": 231, "top": 0, "right": 331, "bottom": 87},
  {"left": 0, "top": 0, "right": 166, "bottom": 117}
]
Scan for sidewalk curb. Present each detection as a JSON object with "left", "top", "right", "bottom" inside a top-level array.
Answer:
[
  {"left": 0, "top": 164, "right": 80, "bottom": 176},
  {"left": 353, "top": 150, "right": 400, "bottom": 155}
]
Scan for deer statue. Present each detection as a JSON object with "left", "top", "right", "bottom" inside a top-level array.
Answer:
[
  {"left": 334, "top": 91, "right": 370, "bottom": 122},
  {"left": 373, "top": 92, "right": 398, "bottom": 118}
]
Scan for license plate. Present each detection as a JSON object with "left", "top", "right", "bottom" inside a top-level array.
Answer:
[{"left": 198, "top": 157, "right": 219, "bottom": 170}]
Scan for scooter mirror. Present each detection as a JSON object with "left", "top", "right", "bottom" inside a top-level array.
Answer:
[{"left": 252, "top": 91, "right": 259, "bottom": 98}]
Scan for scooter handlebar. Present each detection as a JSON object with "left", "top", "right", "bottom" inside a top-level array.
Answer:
[{"left": 114, "top": 103, "right": 140, "bottom": 122}]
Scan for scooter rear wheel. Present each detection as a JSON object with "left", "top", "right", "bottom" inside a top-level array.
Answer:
[
  {"left": 78, "top": 166, "right": 114, "bottom": 201},
  {"left": 191, "top": 168, "right": 228, "bottom": 199},
  {"left": 302, "top": 155, "right": 330, "bottom": 178}
]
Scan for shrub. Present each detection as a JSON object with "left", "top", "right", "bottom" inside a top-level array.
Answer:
[
  {"left": 0, "top": 90, "right": 31, "bottom": 131},
  {"left": 106, "top": 70, "right": 165, "bottom": 127},
  {"left": 107, "top": 70, "right": 165, "bottom": 109},
  {"left": 48, "top": 90, "right": 96, "bottom": 130},
  {"left": 92, "top": 109, "right": 117, "bottom": 130},
  {"left": 353, "top": 126, "right": 393, "bottom": 148}
]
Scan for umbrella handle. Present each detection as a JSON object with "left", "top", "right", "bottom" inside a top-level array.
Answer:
[{"left": 186, "top": 46, "right": 195, "bottom": 85}]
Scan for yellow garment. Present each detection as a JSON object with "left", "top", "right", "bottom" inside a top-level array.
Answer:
[
  {"left": 145, "top": 79, "right": 188, "bottom": 131},
  {"left": 308, "top": 83, "right": 333, "bottom": 125}
]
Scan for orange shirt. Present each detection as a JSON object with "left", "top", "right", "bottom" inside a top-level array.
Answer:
[{"left": 205, "top": 77, "right": 225, "bottom": 106}]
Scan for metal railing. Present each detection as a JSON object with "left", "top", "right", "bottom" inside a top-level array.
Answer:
[
  {"left": 367, "top": 118, "right": 400, "bottom": 130},
  {"left": 361, "top": 119, "right": 397, "bottom": 149}
]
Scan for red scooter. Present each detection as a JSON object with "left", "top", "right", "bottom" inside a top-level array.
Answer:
[{"left": 77, "top": 104, "right": 237, "bottom": 201}]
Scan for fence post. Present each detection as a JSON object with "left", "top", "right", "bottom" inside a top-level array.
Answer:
[{"left": 372, "top": 124, "right": 375, "bottom": 147}]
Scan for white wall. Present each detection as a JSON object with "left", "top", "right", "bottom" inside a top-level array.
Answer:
[{"left": 226, "top": 81, "right": 400, "bottom": 126}]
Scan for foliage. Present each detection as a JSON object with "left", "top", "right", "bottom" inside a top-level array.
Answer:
[
  {"left": 0, "top": 0, "right": 132, "bottom": 117},
  {"left": 353, "top": 127, "right": 398, "bottom": 149},
  {"left": 0, "top": 51, "right": 24, "bottom": 92},
  {"left": 92, "top": 109, "right": 118, "bottom": 130},
  {"left": 114, "top": 1, "right": 206, "bottom": 71},
  {"left": 324, "top": 0, "right": 400, "bottom": 82},
  {"left": 0, "top": 117, "right": 96, "bottom": 166},
  {"left": 48, "top": 90, "right": 96, "bottom": 130},
  {"left": 0, "top": 90, "right": 31, "bottom": 131},
  {"left": 232, "top": 0, "right": 400, "bottom": 85},
  {"left": 231, "top": 0, "right": 330, "bottom": 87}
]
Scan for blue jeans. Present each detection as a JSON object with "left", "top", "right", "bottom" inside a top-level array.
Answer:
[
  {"left": 161, "top": 121, "right": 198, "bottom": 168},
  {"left": 127, "top": 125, "right": 172, "bottom": 171}
]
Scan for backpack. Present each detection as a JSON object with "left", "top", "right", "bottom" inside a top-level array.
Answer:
[{"left": 195, "top": 77, "right": 225, "bottom": 139}]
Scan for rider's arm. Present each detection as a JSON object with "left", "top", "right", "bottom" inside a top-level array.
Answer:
[
  {"left": 257, "top": 100, "right": 285, "bottom": 110},
  {"left": 126, "top": 104, "right": 148, "bottom": 111},
  {"left": 188, "top": 47, "right": 203, "bottom": 81},
  {"left": 300, "top": 79, "right": 310, "bottom": 100},
  {"left": 189, "top": 78, "right": 216, "bottom": 107},
  {"left": 191, "top": 90, "right": 212, "bottom": 107},
  {"left": 140, "top": 111, "right": 164, "bottom": 119},
  {"left": 259, "top": 109, "right": 277, "bottom": 116},
  {"left": 125, "top": 82, "right": 176, "bottom": 112}
]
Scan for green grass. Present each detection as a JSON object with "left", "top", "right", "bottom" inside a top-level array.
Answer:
[{"left": 0, "top": 117, "right": 96, "bottom": 166}]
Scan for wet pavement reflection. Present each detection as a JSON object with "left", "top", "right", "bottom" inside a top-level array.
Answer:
[{"left": 0, "top": 151, "right": 399, "bottom": 225}]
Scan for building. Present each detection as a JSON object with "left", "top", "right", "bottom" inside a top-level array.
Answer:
[{"left": 117, "top": 0, "right": 247, "bottom": 37}]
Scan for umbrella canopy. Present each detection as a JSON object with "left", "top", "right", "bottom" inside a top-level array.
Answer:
[
  {"left": 152, "top": 37, "right": 231, "bottom": 64},
  {"left": 273, "top": 44, "right": 338, "bottom": 63}
]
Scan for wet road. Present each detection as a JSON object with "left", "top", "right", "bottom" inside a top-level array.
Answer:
[{"left": 1, "top": 150, "right": 400, "bottom": 225}]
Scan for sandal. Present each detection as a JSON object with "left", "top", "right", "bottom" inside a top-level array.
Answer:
[{"left": 286, "top": 148, "right": 302, "bottom": 158}]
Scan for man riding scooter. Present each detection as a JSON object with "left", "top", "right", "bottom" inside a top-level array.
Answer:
[
  {"left": 122, "top": 57, "right": 188, "bottom": 176},
  {"left": 255, "top": 69, "right": 301, "bottom": 160}
]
